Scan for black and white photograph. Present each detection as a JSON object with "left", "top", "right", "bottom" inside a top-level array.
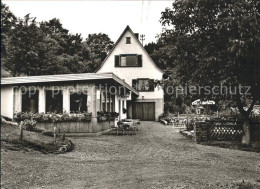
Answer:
[{"left": 1, "top": 0, "right": 260, "bottom": 188}]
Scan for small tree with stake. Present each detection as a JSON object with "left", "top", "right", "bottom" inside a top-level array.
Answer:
[{"left": 160, "top": 0, "right": 260, "bottom": 145}]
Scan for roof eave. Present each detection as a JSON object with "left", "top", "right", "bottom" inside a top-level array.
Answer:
[{"left": 1, "top": 72, "right": 139, "bottom": 96}]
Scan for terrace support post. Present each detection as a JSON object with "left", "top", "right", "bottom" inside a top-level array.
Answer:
[
  {"left": 63, "top": 87, "right": 70, "bottom": 114},
  {"left": 38, "top": 87, "right": 46, "bottom": 113},
  {"left": 14, "top": 87, "right": 22, "bottom": 114},
  {"left": 100, "top": 89, "right": 103, "bottom": 111},
  {"left": 96, "top": 89, "right": 101, "bottom": 112},
  {"left": 119, "top": 99, "right": 123, "bottom": 120},
  {"left": 109, "top": 94, "right": 112, "bottom": 112},
  {"left": 114, "top": 93, "right": 119, "bottom": 120},
  {"left": 114, "top": 94, "right": 118, "bottom": 112},
  {"left": 89, "top": 84, "right": 98, "bottom": 125},
  {"left": 105, "top": 90, "right": 107, "bottom": 112},
  {"left": 113, "top": 95, "right": 115, "bottom": 112},
  {"left": 124, "top": 99, "right": 127, "bottom": 109}
]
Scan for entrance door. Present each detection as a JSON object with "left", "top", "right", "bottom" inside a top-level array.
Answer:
[{"left": 132, "top": 102, "right": 155, "bottom": 121}]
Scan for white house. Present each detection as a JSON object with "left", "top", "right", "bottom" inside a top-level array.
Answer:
[
  {"left": 1, "top": 26, "right": 164, "bottom": 121},
  {"left": 96, "top": 26, "right": 164, "bottom": 121},
  {"left": 1, "top": 73, "right": 138, "bottom": 121}
]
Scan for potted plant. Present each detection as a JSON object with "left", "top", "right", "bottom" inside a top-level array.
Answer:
[
  {"left": 82, "top": 112, "right": 92, "bottom": 122},
  {"left": 97, "top": 111, "right": 107, "bottom": 122}
]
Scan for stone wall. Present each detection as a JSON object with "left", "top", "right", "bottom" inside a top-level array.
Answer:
[{"left": 194, "top": 122, "right": 209, "bottom": 143}]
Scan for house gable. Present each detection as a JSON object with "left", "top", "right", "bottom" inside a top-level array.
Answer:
[
  {"left": 96, "top": 25, "right": 164, "bottom": 103},
  {"left": 96, "top": 26, "right": 164, "bottom": 78}
]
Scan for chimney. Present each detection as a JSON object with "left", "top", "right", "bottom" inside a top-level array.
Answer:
[{"left": 134, "top": 33, "right": 139, "bottom": 40}]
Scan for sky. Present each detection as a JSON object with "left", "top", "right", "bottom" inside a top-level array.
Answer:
[{"left": 3, "top": 1, "right": 173, "bottom": 45}]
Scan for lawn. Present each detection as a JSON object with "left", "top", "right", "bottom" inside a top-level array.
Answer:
[{"left": 1, "top": 121, "right": 260, "bottom": 189}]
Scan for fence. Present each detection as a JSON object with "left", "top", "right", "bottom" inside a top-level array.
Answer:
[
  {"left": 194, "top": 120, "right": 260, "bottom": 142},
  {"left": 161, "top": 114, "right": 212, "bottom": 128},
  {"left": 171, "top": 117, "right": 187, "bottom": 128}
]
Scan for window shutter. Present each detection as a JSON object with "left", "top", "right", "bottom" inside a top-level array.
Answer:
[
  {"left": 137, "top": 55, "right": 142, "bottom": 67},
  {"left": 132, "top": 79, "right": 137, "bottom": 90},
  {"left": 149, "top": 79, "right": 154, "bottom": 91},
  {"left": 115, "top": 55, "right": 119, "bottom": 67}
]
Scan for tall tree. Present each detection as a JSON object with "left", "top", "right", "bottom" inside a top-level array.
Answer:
[
  {"left": 6, "top": 18, "right": 59, "bottom": 76},
  {"left": 145, "top": 31, "right": 192, "bottom": 113},
  {"left": 86, "top": 33, "right": 114, "bottom": 71},
  {"left": 40, "top": 19, "right": 83, "bottom": 56},
  {"left": 5, "top": 15, "right": 93, "bottom": 75},
  {"left": 160, "top": 0, "right": 260, "bottom": 144},
  {"left": 1, "top": 2, "right": 17, "bottom": 76}
]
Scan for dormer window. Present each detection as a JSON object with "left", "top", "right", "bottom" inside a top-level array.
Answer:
[
  {"left": 115, "top": 54, "right": 142, "bottom": 67},
  {"left": 126, "top": 37, "right": 131, "bottom": 44}
]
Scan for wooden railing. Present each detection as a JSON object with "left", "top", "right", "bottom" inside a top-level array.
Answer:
[
  {"left": 37, "top": 121, "right": 113, "bottom": 133},
  {"left": 194, "top": 121, "right": 243, "bottom": 142},
  {"left": 206, "top": 120, "right": 243, "bottom": 141},
  {"left": 194, "top": 120, "right": 260, "bottom": 142}
]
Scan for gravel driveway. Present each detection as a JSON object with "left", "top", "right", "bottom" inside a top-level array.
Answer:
[{"left": 1, "top": 121, "right": 260, "bottom": 189}]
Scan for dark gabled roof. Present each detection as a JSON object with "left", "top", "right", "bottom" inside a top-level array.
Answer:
[
  {"left": 95, "top": 25, "right": 164, "bottom": 74},
  {"left": 1, "top": 72, "right": 139, "bottom": 95}
]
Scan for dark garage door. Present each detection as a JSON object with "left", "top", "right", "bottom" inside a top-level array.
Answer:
[{"left": 132, "top": 102, "right": 155, "bottom": 121}]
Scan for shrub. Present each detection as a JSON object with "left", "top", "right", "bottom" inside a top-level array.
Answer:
[
  {"left": 61, "top": 113, "right": 71, "bottom": 121},
  {"left": 97, "top": 111, "right": 119, "bottom": 122},
  {"left": 110, "top": 112, "right": 119, "bottom": 117},
  {"left": 15, "top": 112, "right": 93, "bottom": 123},
  {"left": 186, "top": 119, "right": 195, "bottom": 130},
  {"left": 42, "top": 130, "right": 56, "bottom": 137},
  {"left": 22, "top": 119, "right": 37, "bottom": 131}
]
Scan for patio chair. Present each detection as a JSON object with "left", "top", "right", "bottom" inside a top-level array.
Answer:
[
  {"left": 110, "top": 118, "right": 119, "bottom": 135},
  {"left": 128, "top": 124, "right": 137, "bottom": 135},
  {"left": 110, "top": 125, "right": 118, "bottom": 135},
  {"left": 134, "top": 119, "right": 142, "bottom": 131},
  {"left": 117, "top": 121, "right": 127, "bottom": 135}
]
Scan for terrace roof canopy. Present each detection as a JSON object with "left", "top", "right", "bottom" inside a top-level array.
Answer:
[{"left": 1, "top": 72, "right": 139, "bottom": 96}]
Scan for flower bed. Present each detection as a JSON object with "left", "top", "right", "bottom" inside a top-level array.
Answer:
[
  {"left": 14, "top": 112, "right": 114, "bottom": 133},
  {"left": 16, "top": 112, "right": 92, "bottom": 123},
  {"left": 97, "top": 111, "right": 119, "bottom": 122},
  {"left": 36, "top": 121, "right": 113, "bottom": 133}
]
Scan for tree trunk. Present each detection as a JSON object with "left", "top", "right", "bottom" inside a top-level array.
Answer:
[
  {"left": 242, "top": 119, "right": 251, "bottom": 145},
  {"left": 236, "top": 94, "right": 256, "bottom": 145}
]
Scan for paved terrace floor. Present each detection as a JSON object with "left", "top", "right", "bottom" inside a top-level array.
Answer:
[{"left": 1, "top": 121, "right": 260, "bottom": 189}]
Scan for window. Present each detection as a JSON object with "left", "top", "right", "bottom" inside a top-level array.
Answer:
[
  {"left": 46, "top": 90, "right": 63, "bottom": 113},
  {"left": 121, "top": 55, "right": 136, "bottom": 66},
  {"left": 132, "top": 79, "right": 154, "bottom": 92},
  {"left": 102, "top": 93, "right": 114, "bottom": 112},
  {"left": 70, "top": 93, "right": 88, "bottom": 113},
  {"left": 115, "top": 54, "right": 142, "bottom": 67},
  {"left": 126, "top": 37, "right": 131, "bottom": 44},
  {"left": 22, "top": 90, "right": 39, "bottom": 113}
]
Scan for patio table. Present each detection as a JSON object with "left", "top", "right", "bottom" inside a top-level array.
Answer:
[{"left": 122, "top": 120, "right": 138, "bottom": 135}]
